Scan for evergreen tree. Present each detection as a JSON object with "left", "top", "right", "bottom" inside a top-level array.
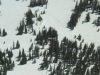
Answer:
[
  {"left": 13, "top": 42, "right": 15, "bottom": 49},
  {"left": 20, "top": 49, "right": 27, "bottom": 65},
  {"left": 17, "top": 21, "right": 24, "bottom": 35},
  {"left": 37, "top": 15, "right": 42, "bottom": 22},
  {"left": 67, "top": 12, "right": 79, "bottom": 30},
  {"left": 25, "top": 26, "right": 27, "bottom": 34},
  {"left": 8, "top": 50, "right": 13, "bottom": 58},
  {"left": 29, "top": 0, "right": 36, "bottom": 7},
  {"left": 12, "top": 61, "right": 15, "bottom": 69},
  {"left": 17, "top": 50, "right": 21, "bottom": 61},
  {"left": 34, "top": 46, "right": 39, "bottom": 58},
  {"left": 2, "top": 29, "right": 7, "bottom": 36},
  {"left": 0, "top": 0, "right": 1, "bottom": 5},
  {"left": 77, "top": 34, "right": 82, "bottom": 41},
  {"left": 29, "top": 0, "right": 47, "bottom": 7},
  {"left": 0, "top": 28, "right": 1, "bottom": 36},
  {"left": 26, "top": 9, "right": 34, "bottom": 27},
  {"left": 16, "top": 40, "right": 20, "bottom": 49},
  {"left": 85, "top": 13, "right": 90, "bottom": 22}
]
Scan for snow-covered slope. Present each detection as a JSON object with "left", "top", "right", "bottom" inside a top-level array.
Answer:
[
  {"left": 42, "top": 0, "right": 100, "bottom": 47},
  {"left": 0, "top": 0, "right": 99, "bottom": 75}
]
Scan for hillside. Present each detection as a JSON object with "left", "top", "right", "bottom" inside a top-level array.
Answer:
[{"left": 0, "top": 0, "right": 99, "bottom": 75}]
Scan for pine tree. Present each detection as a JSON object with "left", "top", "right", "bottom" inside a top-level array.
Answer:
[
  {"left": 0, "top": 0, "right": 1, "bottom": 5},
  {"left": 37, "top": 15, "right": 42, "bottom": 22},
  {"left": 54, "top": 40, "right": 59, "bottom": 63},
  {"left": 29, "top": 0, "right": 47, "bottom": 7},
  {"left": 13, "top": 42, "right": 15, "bottom": 49},
  {"left": 17, "top": 50, "right": 21, "bottom": 61},
  {"left": 26, "top": 9, "right": 34, "bottom": 27},
  {"left": 12, "top": 61, "right": 15, "bottom": 68},
  {"left": 29, "top": 0, "right": 36, "bottom": 7},
  {"left": 74, "top": 1, "right": 78, "bottom": 11},
  {"left": 25, "top": 26, "right": 27, "bottom": 34},
  {"left": 17, "top": 21, "right": 24, "bottom": 35},
  {"left": 2, "top": 29, "right": 7, "bottom": 36},
  {"left": 34, "top": 46, "right": 39, "bottom": 58},
  {"left": 20, "top": 49, "right": 27, "bottom": 65},
  {"left": 0, "top": 28, "right": 1, "bottom": 36},
  {"left": 85, "top": 13, "right": 90, "bottom": 22},
  {"left": 16, "top": 40, "right": 20, "bottom": 49},
  {"left": 67, "top": 12, "right": 78, "bottom": 30},
  {"left": 8, "top": 50, "right": 13, "bottom": 58},
  {"left": 77, "top": 34, "right": 82, "bottom": 41}
]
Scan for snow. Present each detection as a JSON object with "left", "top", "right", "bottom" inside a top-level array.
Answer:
[
  {"left": 0, "top": 0, "right": 30, "bottom": 35},
  {"left": 7, "top": 57, "right": 49, "bottom": 75},
  {"left": 0, "top": 0, "right": 99, "bottom": 75}
]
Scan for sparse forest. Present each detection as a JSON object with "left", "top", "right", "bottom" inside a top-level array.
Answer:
[{"left": 0, "top": 0, "right": 100, "bottom": 75}]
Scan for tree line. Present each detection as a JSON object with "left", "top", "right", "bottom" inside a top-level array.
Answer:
[{"left": 67, "top": 0, "right": 100, "bottom": 30}]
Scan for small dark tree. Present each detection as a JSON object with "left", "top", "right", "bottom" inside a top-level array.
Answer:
[
  {"left": 85, "top": 13, "right": 90, "bottom": 22},
  {"left": 0, "top": 0, "right": 1, "bottom": 5},
  {"left": 77, "top": 34, "right": 82, "bottom": 41},
  {"left": 29, "top": 0, "right": 47, "bottom": 7},
  {"left": 37, "top": 15, "right": 42, "bottom": 22},
  {"left": 34, "top": 46, "right": 39, "bottom": 58},
  {"left": 17, "top": 21, "right": 24, "bottom": 35},
  {"left": 20, "top": 49, "right": 27, "bottom": 65},
  {"left": 16, "top": 40, "right": 20, "bottom": 49},
  {"left": 17, "top": 50, "right": 21, "bottom": 61},
  {"left": 67, "top": 12, "right": 79, "bottom": 30},
  {"left": 13, "top": 42, "right": 15, "bottom": 49},
  {"left": 12, "top": 61, "right": 15, "bottom": 68},
  {"left": 0, "top": 28, "right": 1, "bottom": 36},
  {"left": 26, "top": 9, "right": 34, "bottom": 26},
  {"left": 2, "top": 29, "right": 7, "bottom": 36},
  {"left": 8, "top": 50, "right": 13, "bottom": 58},
  {"left": 25, "top": 26, "right": 27, "bottom": 34}
]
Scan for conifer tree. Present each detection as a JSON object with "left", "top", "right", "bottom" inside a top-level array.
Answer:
[
  {"left": 2, "top": 29, "right": 7, "bottom": 37},
  {"left": 8, "top": 50, "right": 13, "bottom": 58},
  {"left": 85, "top": 13, "right": 90, "bottom": 22},
  {"left": 34, "top": 46, "right": 39, "bottom": 58},
  {"left": 25, "top": 26, "right": 27, "bottom": 34},
  {"left": 12, "top": 61, "right": 15, "bottom": 68},
  {"left": 13, "top": 42, "right": 15, "bottom": 49},
  {"left": 0, "top": 0, "right": 1, "bottom": 5},
  {"left": 20, "top": 49, "right": 27, "bottom": 65},
  {"left": 17, "top": 50, "right": 21, "bottom": 61},
  {"left": 17, "top": 21, "right": 24, "bottom": 35},
  {"left": 77, "top": 34, "right": 82, "bottom": 41},
  {"left": 16, "top": 40, "right": 20, "bottom": 49},
  {"left": 37, "top": 15, "right": 42, "bottom": 22},
  {"left": 0, "top": 28, "right": 1, "bottom": 36},
  {"left": 26, "top": 9, "right": 34, "bottom": 27}
]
